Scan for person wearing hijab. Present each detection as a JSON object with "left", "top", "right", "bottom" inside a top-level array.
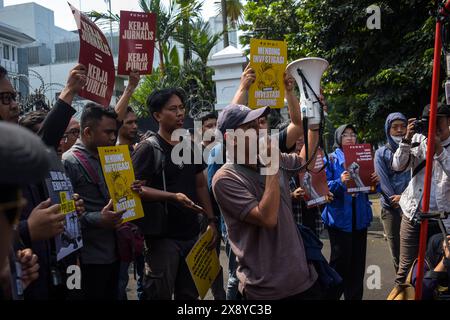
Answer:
[
  {"left": 322, "top": 124, "right": 380, "bottom": 300},
  {"left": 374, "top": 113, "right": 410, "bottom": 273}
]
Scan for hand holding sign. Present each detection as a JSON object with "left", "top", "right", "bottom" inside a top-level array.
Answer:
[
  {"left": 59, "top": 64, "right": 87, "bottom": 105},
  {"left": 127, "top": 70, "right": 141, "bottom": 92},
  {"left": 100, "top": 199, "right": 125, "bottom": 229}
]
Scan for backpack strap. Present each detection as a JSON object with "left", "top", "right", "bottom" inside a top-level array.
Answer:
[
  {"left": 412, "top": 160, "right": 426, "bottom": 178},
  {"left": 72, "top": 149, "right": 109, "bottom": 200},
  {"left": 144, "top": 135, "right": 168, "bottom": 214},
  {"left": 72, "top": 150, "right": 100, "bottom": 184}
]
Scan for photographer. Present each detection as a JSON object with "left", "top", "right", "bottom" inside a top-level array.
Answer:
[{"left": 392, "top": 104, "right": 450, "bottom": 285}]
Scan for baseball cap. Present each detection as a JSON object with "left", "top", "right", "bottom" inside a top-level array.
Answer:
[
  {"left": 422, "top": 103, "right": 450, "bottom": 118},
  {"left": 217, "top": 104, "right": 271, "bottom": 135}
]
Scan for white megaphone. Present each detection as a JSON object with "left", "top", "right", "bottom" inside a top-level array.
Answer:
[{"left": 286, "top": 57, "right": 329, "bottom": 127}]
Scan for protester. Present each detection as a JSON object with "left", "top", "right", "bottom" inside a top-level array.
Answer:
[
  {"left": 211, "top": 99, "right": 322, "bottom": 299},
  {"left": 19, "top": 110, "right": 49, "bottom": 133},
  {"left": 111, "top": 71, "right": 145, "bottom": 301},
  {"left": 63, "top": 104, "right": 125, "bottom": 300},
  {"left": 192, "top": 109, "right": 225, "bottom": 300},
  {"left": 206, "top": 65, "right": 305, "bottom": 300},
  {"left": 117, "top": 107, "right": 139, "bottom": 150},
  {"left": 57, "top": 118, "right": 80, "bottom": 157},
  {"left": 288, "top": 94, "right": 331, "bottom": 238},
  {"left": 374, "top": 113, "right": 410, "bottom": 273},
  {"left": 392, "top": 104, "right": 450, "bottom": 285},
  {"left": 131, "top": 87, "right": 219, "bottom": 300},
  {"left": 198, "top": 111, "right": 218, "bottom": 149},
  {"left": 0, "top": 122, "right": 51, "bottom": 299},
  {"left": 0, "top": 66, "right": 20, "bottom": 123},
  {"left": 0, "top": 64, "right": 87, "bottom": 300},
  {"left": 421, "top": 233, "right": 450, "bottom": 299},
  {"left": 115, "top": 70, "right": 140, "bottom": 152},
  {"left": 322, "top": 124, "right": 380, "bottom": 300}
]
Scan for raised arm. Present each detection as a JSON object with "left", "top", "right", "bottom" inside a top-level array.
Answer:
[
  {"left": 231, "top": 64, "right": 256, "bottom": 105},
  {"left": 115, "top": 70, "right": 140, "bottom": 122}
]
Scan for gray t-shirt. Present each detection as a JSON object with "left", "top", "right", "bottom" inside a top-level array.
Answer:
[{"left": 212, "top": 153, "right": 318, "bottom": 299}]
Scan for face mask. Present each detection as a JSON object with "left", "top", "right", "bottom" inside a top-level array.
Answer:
[{"left": 391, "top": 136, "right": 403, "bottom": 144}]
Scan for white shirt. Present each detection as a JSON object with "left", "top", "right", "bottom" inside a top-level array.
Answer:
[{"left": 392, "top": 134, "right": 450, "bottom": 231}]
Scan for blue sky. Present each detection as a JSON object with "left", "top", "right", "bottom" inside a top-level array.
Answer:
[{"left": 4, "top": 0, "right": 219, "bottom": 31}]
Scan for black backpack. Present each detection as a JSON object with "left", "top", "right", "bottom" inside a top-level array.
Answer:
[{"left": 133, "top": 131, "right": 169, "bottom": 237}]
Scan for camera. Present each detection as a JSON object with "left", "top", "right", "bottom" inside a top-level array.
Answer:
[{"left": 413, "top": 118, "right": 429, "bottom": 136}]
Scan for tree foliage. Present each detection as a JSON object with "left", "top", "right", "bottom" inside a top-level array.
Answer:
[{"left": 242, "top": 0, "right": 441, "bottom": 146}]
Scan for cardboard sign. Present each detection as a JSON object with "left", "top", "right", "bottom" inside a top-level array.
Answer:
[
  {"left": 45, "top": 170, "right": 83, "bottom": 261},
  {"left": 98, "top": 145, "right": 144, "bottom": 223},
  {"left": 118, "top": 11, "right": 156, "bottom": 75},
  {"left": 343, "top": 143, "right": 376, "bottom": 193},
  {"left": 298, "top": 149, "right": 330, "bottom": 207},
  {"left": 68, "top": 2, "right": 115, "bottom": 107},
  {"left": 185, "top": 228, "right": 220, "bottom": 299},
  {"left": 249, "top": 38, "right": 287, "bottom": 109}
]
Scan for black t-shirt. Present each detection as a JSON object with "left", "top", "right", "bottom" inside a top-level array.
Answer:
[{"left": 132, "top": 134, "right": 205, "bottom": 240}]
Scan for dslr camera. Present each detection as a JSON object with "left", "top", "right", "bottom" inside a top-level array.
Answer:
[{"left": 413, "top": 118, "right": 429, "bottom": 136}]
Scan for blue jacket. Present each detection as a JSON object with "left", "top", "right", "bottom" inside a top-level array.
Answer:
[
  {"left": 322, "top": 146, "right": 374, "bottom": 232},
  {"left": 374, "top": 113, "right": 411, "bottom": 210}
]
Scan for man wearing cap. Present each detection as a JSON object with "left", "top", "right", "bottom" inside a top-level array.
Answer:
[
  {"left": 392, "top": 103, "right": 450, "bottom": 284},
  {"left": 211, "top": 91, "right": 321, "bottom": 300},
  {"left": 207, "top": 67, "right": 306, "bottom": 299},
  {"left": 0, "top": 122, "right": 51, "bottom": 299}
]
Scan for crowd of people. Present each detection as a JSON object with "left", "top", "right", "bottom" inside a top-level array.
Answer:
[{"left": 0, "top": 60, "right": 449, "bottom": 301}]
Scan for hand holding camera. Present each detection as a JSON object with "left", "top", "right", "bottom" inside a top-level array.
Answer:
[{"left": 405, "top": 118, "right": 416, "bottom": 141}]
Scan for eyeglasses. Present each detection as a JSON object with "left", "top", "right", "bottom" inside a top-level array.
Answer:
[
  {"left": 0, "top": 92, "right": 17, "bottom": 105},
  {"left": 62, "top": 128, "right": 80, "bottom": 141},
  {"left": 342, "top": 133, "right": 357, "bottom": 139}
]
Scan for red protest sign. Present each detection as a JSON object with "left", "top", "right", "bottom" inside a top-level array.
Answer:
[
  {"left": 118, "top": 11, "right": 156, "bottom": 75},
  {"left": 298, "top": 148, "right": 330, "bottom": 207},
  {"left": 343, "top": 143, "right": 376, "bottom": 194},
  {"left": 68, "top": 2, "right": 115, "bottom": 107}
]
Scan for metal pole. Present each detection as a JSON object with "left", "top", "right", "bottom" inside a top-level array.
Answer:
[
  {"left": 108, "top": 0, "right": 113, "bottom": 54},
  {"left": 415, "top": 0, "right": 450, "bottom": 299}
]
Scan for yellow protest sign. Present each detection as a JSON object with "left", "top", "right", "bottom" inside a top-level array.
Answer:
[
  {"left": 59, "top": 191, "right": 76, "bottom": 215},
  {"left": 185, "top": 228, "right": 220, "bottom": 299},
  {"left": 248, "top": 38, "right": 287, "bottom": 109},
  {"left": 98, "top": 145, "right": 144, "bottom": 223}
]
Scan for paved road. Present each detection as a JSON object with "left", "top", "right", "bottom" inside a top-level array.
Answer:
[{"left": 126, "top": 197, "right": 396, "bottom": 300}]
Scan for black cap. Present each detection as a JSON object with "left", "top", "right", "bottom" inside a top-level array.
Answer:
[
  {"left": 217, "top": 104, "right": 271, "bottom": 135},
  {"left": 422, "top": 103, "right": 450, "bottom": 118},
  {"left": 0, "top": 122, "right": 50, "bottom": 185}
]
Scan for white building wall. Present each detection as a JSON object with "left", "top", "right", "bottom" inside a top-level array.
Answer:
[{"left": 0, "top": 3, "right": 78, "bottom": 60}]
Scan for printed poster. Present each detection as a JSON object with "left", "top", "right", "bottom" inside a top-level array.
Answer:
[
  {"left": 298, "top": 149, "right": 330, "bottom": 207},
  {"left": 343, "top": 143, "right": 376, "bottom": 193},
  {"left": 249, "top": 38, "right": 287, "bottom": 109},
  {"left": 45, "top": 171, "right": 83, "bottom": 261},
  {"left": 185, "top": 228, "right": 220, "bottom": 299},
  {"left": 68, "top": 2, "right": 115, "bottom": 107},
  {"left": 98, "top": 145, "right": 144, "bottom": 223},
  {"left": 118, "top": 11, "right": 156, "bottom": 75}
]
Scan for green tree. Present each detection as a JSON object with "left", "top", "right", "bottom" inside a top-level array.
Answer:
[
  {"left": 217, "top": 0, "right": 244, "bottom": 47},
  {"left": 242, "top": 0, "right": 439, "bottom": 147},
  {"left": 189, "top": 19, "right": 223, "bottom": 65}
]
